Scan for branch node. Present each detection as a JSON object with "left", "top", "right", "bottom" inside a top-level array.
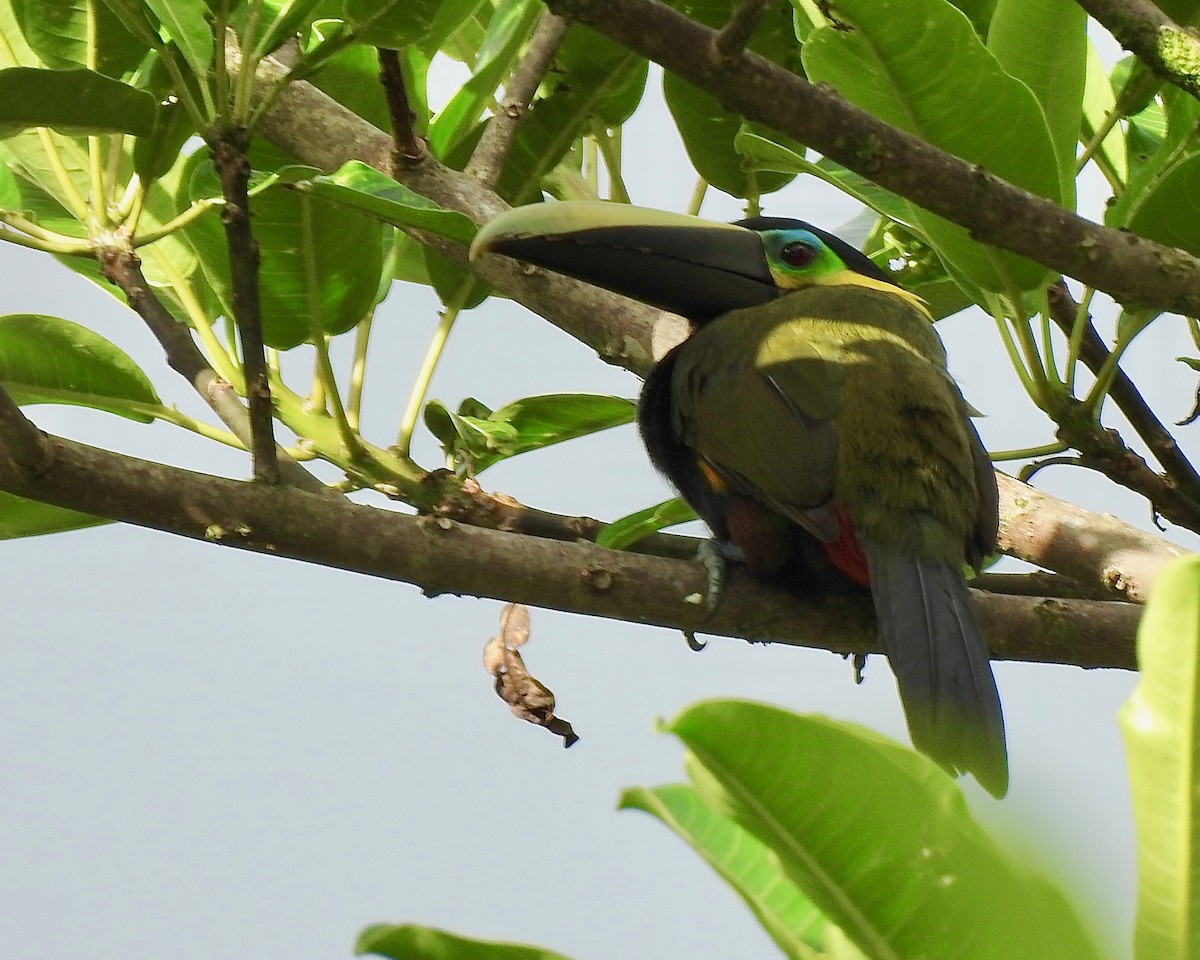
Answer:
[{"left": 713, "top": 0, "right": 774, "bottom": 60}]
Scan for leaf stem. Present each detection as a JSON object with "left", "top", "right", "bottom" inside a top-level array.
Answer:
[
  {"left": 347, "top": 312, "right": 373, "bottom": 432},
  {"left": 686, "top": 176, "right": 707, "bottom": 215},
  {"left": 396, "top": 297, "right": 465, "bottom": 457}
]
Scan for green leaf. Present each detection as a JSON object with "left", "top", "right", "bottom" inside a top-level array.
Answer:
[
  {"left": 669, "top": 700, "right": 1102, "bottom": 960},
  {"left": 986, "top": 0, "right": 1086, "bottom": 205},
  {"left": 596, "top": 497, "right": 697, "bottom": 549},
  {"left": 494, "top": 23, "right": 648, "bottom": 205},
  {"left": 426, "top": 0, "right": 541, "bottom": 157},
  {"left": 1126, "top": 152, "right": 1200, "bottom": 258},
  {"left": 802, "top": 0, "right": 1061, "bottom": 292},
  {"left": 282, "top": 161, "right": 478, "bottom": 244},
  {"left": 1111, "top": 85, "right": 1200, "bottom": 231},
  {"left": 0, "top": 491, "right": 107, "bottom": 539},
  {"left": 734, "top": 129, "right": 911, "bottom": 225},
  {"left": 252, "top": 0, "right": 324, "bottom": 57},
  {"left": 305, "top": 35, "right": 429, "bottom": 135},
  {"left": 425, "top": 393, "right": 635, "bottom": 474},
  {"left": 343, "top": 0, "right": 442, "bottom": 47},
  {"left": 13, "top": 0, "right": 146, "bottom": 75},
  {"left": 185, "top": 151, "right": 386, "bottom": 350},
  {"left": 0, "top": 67, "right": 156, "bottom": 137},
  {"left": 421, "top": 244, "right": 490, "bottom": 310},
  {"left": 357, "top": 924, "right": 576, "bottom": 960},
  {"left": 141, "top": 0, "right": 212, "bottom": 75},
  {"left": 1080, "top": 39, "right": 1127, "bottom": 186},
  {"left": 1120, "top": 554, "right": 1200, "bottom": 960},
  {"left": 0, "top": 313, "right": 161, "bottom": 421},
  {"left": 621, "top": 784, "right": 859, "bottom": 960},
  {"left": 664, "top": 0, "right": 801, "bottom": 199}
]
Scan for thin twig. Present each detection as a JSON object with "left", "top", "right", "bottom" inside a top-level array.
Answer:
[
  {"left": 210, "top": 127, "right": 280, "bottom": 484},
  {"left": 1049, "top": 283, "right": 1200, "bottom": 494},
  {"left": 0, "top": 383, "right": 51, "bottom": 472},
  {"left": 98, "top": 246, "right": 328, "bottom": 494},
  {"left": 377, "top": 48, "right": 427, "bottom": 168},
  {"left": 1046, "top": 283, "right": 1200, "bottom": 525},
  {"left": 713, "top": 0, "right": 774, "bottom": 59},
  {"left": 466, "top": 12, "right": 570, "bottom": 186}
]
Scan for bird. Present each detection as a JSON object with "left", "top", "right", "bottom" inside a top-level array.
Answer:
[{"left": 470, "top": 200, "right": 1008, "bottom": 797}]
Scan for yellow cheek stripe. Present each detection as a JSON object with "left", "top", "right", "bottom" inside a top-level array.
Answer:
[{"left": 770, "top": 267, "right": 932, "bottom": 321}]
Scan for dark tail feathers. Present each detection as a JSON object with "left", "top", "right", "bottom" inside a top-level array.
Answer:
[{"left": 864, "top": 542, "right": 1008, "bottom": 797}]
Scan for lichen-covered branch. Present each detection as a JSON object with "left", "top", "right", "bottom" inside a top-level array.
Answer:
[{"left": 1076, "top": 0, "right": 1200, "bottom": 103}]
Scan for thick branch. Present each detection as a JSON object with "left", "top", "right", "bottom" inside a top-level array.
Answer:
[
  {"left": 466, "top": 11, "right": 570, "bottom": 186},
  {"left": 0, "top": 381, "right": 51, "bottom": 471},
  {"left": 0, "top": 430, "right": 1141, "bottom": 669},
  {"left": 997, "top": 473, "right": 1187, "bottom": 603},
  {"left": 1077, "top": 0, "right": 1200, "bottom": 102},
  {"left": 541, "top": 0, "right": 1200, "bottom": 316}
]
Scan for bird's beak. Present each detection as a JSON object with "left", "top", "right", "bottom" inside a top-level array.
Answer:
[{"left": 469, "top": 201, "right": 780, "bottom": 322}]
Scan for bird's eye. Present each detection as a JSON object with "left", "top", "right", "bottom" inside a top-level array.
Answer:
[{"left": 780, "top": 240, "right": 816, "bottom": 268}]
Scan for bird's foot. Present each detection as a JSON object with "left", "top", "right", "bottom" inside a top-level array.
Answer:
[{"left": 697, "top": 538, "right": 742, "bottom": 615}]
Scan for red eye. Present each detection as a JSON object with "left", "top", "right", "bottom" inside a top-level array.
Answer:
[{"left": 780, "top": 241, "right": 815, "bottom": 268}]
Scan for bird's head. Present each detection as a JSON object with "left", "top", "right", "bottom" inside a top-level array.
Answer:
[{"left": 470, "top": 201, "right": 907, "bottom": 324}]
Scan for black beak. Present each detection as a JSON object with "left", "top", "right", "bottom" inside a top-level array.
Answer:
[{"left": 470, "top": 201, "right": 780, "bottom": 323}]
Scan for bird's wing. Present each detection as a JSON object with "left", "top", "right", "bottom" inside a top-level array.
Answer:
[{"left": 670, "top": 311, "right": 845, "bottom": 543}]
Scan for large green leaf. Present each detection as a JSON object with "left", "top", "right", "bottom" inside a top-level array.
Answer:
[
  {"left": 280, "top": 161, "right": 478, "bottom": 244},
  {"left": 621, "top": 783, "right": 861, "bottom": 960},
  {"left": 1125, "top": 153, "right": 1200, "bottom": 258},
  {"left": 13, "top": 0, "right": 146, "bottom": 75},
  {"left": 141, "top": 0, "right": 211, "bottom": 75},
  {"left": 343, "top": 0, "right": 442, "bottom": 47},
  {"left": 0, "top": 491, "right": 107, "bottom": 538},
  {"left": 186, "top": 153, "right": 385, "bottom": 350},
  {"left": 0, "top": 313, "right": 161, "bottom": 420},
  {"left": 1120, "top": 554, "right": 1200, "bottom": 960},
  {"left": 668, "top": 700, "right": 1101, "bottom": 960},
  {"left": 1110, "top": 85, "right": 1200, "bottom": 230},
  {"left": 0, "top": 66, "right": 156, "bottom": 137},
  {"left": 664, "top": 0, "right": 801, "bottom": 200},
  {"left": 802, "top": 0, "right": 1061, "bottom": 292},
  {"left": 494, "top": 23, "right": 648, "bottom": 204},
  {"left": 305, "top": 34, "right": 429, "bottom": 135},
  {"left": 358, "top": 924, "right": 576, "bottom": 960},
  {"left": 1080, "top": 40, "right": 1127, "bottom": 186},
  {"left": 986, "top": 0, "right": 1086, "bottom": 204}
]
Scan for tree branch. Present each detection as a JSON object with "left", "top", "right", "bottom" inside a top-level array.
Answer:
[
  {"left": 98, "top": 247, "right": 330, "bottom": 495},
  {"left": 0, "top": 381, "right": 51, "bottom": 472},
  {"left": 713, "top": 0, "right": 775, "bottom": 59},
  {"left": 996, "top": 473, "right": 1187, "bottom": 603},
  {"left": 466, "top": 11, "right": 570, "bottom": 186},
  {"left": 540, "top": 0, "right": 1200, "bottom": 316},
  {"left": 1077, "top": 0, "right": 1200, "bottom": 103},
  {"left": 377, "top": 48, "right": 427, "bottom": 166},
  {"left": 228, "top": 45, "right": 1189, "bottom": 597},
  {"left": 1047, "top": 283, "right": 1200, "bottom": 510},
  {"left": 0, "top": 429, "right": 1142, "bottom": 669},
  {"left": 210, "top": 127, "right": 279, "bottom": 484}
]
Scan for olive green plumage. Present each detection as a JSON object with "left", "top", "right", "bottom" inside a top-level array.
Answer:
[
  {"left": 471, "top": 201, "right": 1009, "bottom": 797},
  {"left": 664, "top": 284, "right": 1006, "bottom": 796}
]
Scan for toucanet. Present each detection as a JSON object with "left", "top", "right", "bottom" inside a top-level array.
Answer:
[{"left": 471, "top": 200, "right": 1008, "bottom": 797}]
